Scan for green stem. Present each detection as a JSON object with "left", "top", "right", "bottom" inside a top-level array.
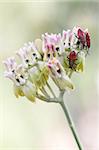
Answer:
[
  {"left": 68, "top": 70, "right": 74, "bottom": 78},
  {"left": 36, "top": 63, "right": 56, "bottom": 98},
  {"left": 36, "top": 87, "right": 83, "bottom": 150},
  {"left": 36, "top": 93, "right": 58, "bottom": 103},
  {"left": 60, "top": 99, "right": 84, "bottom": 150},
  {"left": 46, "top": 82, "right": 56, "bottom": 98},
  {"left": 40, "top": 87, "right": 50, "bottom": 98}
]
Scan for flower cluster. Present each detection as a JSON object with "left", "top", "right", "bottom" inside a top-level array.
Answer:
[{"left": 3, "top": 26, "right": 90, "bottom": 102}]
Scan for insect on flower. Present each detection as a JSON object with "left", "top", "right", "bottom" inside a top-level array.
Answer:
[
  {"left": 70, "top": 27, "right": 91, "bottom": 53},
  {"left": 68, "top": 51, "right": 78, "bottom": 70},
  {"left": 3, "top": 26, "right": 91, "bottom": 150},
  {"left": 3, "top": 26, "right": 90, "bottom": 102}
]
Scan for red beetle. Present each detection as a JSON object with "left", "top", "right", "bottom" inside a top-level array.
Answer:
[
  {"left": 86, "top": 32, "right": 90, "bottom": 48},
  {"left": 77, "top": 29, "right": 85, "bottom": 45},
  {"left": 68, "top": 51, "right": 77, "bottom": 69},
  {"left": 77, "top": 28, "right": 90, "bottom": 49}
]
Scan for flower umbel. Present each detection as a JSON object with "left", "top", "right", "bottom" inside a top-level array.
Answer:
[
  {"left": 3, "top": 26, "right": 91, "bottom": 150},
  {"left": 3, "top": 26, "right": 90, "bottom": 102}
]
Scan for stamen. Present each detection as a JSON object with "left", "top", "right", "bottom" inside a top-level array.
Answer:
[
  {"left": 16, "top": 78, "right": 20, "bottom": 83},
  {"left": 57, "top": 69, "right": 61, "bottom": 74},
  {"left": 33, "top": 53, "right": 36, "bottom": 56},
  {"left": 20, "top": 75, "right": 24, "bottom": 78},
  {"left": 26, "top": 59, "right": 29, "bottom": 63},
  {"left": 47, "top": 54, "right": 50, "bottom": 58},
  {"left": 56, "top": 47, "right": 59, "bottom": 51}
]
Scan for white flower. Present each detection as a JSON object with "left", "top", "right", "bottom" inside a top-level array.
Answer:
[
  {"left": 62, "top": 29, "right": 72, "bottom": 50},
  {"left": 3, "top": 57, "right": 17, "bottom": 73},
  {"left": 70, "top": 26, "right": 87, "bottom": 50},
  {"left": 3, "top": 26, "right": 90, "bottom": 102},
  {"left": 4, "top": 58, "right": 37, "bottom": 102},
  {"left": 47, "top": 58, "right": 74, "bottom": 90},
  {"left": 17, "top": 41, "right": 50, "bottom": 89},
  {"left": 17, "top": 41, "right": 41, "bottom": 69},
  {"left": 62, "top": 27, "right": 90, "bottom": 54},
  {"left": 42, "top": 33, "right": 64, "bottom": 61}
]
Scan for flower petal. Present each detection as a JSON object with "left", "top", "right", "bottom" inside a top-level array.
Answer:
[
  {"left": 76, "top": 52, "right": 85, "bottom": 72},
  {"left": 22, "top": 81, "right": 37, "bottom": 102},
  {"left": 13, "top": 85, "right": 24, "bottom": 98}
]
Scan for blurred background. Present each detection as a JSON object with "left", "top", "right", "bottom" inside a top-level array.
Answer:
[{"left": 0, "top": 1, "right": 99, "bottom": 150}]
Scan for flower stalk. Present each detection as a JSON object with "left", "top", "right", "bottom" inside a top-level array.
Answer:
[
  {"left": 37, "top": 88, "right": 84, "bottom": 149},
  {"left": 59, "top": 93, "right": 84, "bottom": 150},
  {"left": 3, "top": 26, "right": 91, "bottom": 149}
]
